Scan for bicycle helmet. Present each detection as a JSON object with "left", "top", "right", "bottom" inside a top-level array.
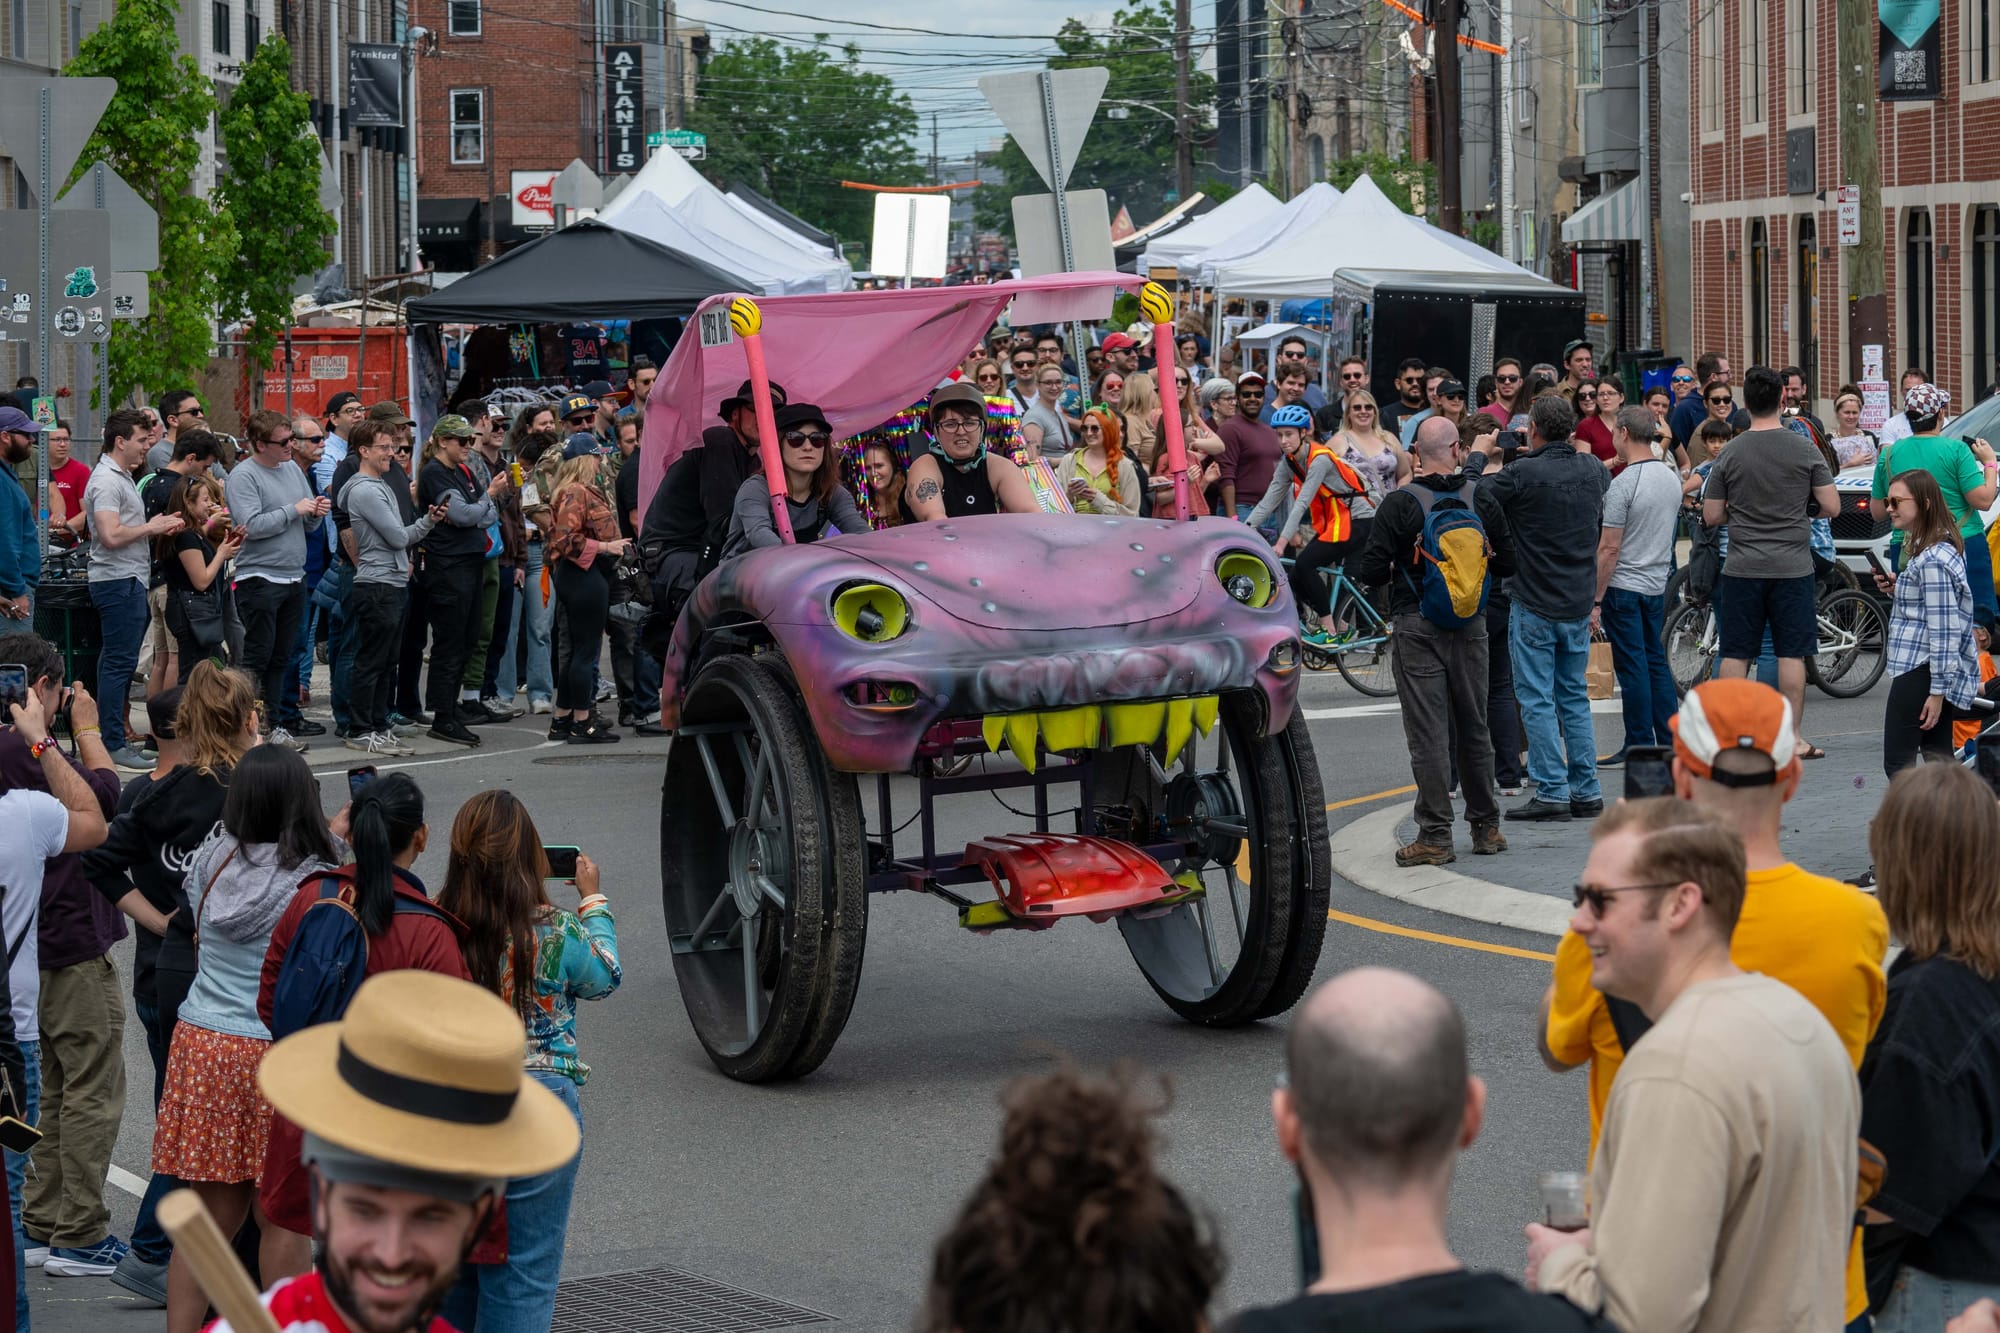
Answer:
[{"left": 1269, "top": 403, "right": 1313, "bottom": 430}]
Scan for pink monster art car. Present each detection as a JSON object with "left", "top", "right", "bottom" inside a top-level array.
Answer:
[{"left": 647, "top": 282, "right": 1332, "bottom": 1082}]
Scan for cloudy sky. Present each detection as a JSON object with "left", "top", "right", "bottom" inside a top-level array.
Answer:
[{"left": 676, "top": 0, "right": 1217, "bottom": 162}]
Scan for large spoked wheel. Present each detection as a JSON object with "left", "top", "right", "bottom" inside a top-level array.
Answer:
[
  {"left": 1105, "top": 692, "right": 1331, "bottom": 1026},
  {"left": 1807, "top": 588, "right": 1888, "bottom": 698},
  {"left": 1663, "top": 600, "right": 1717, "bottom": 697},
  {"left": 661, "top": 653, "right": 867, "bottom": 1082},
  {"left": 1329, "top": 586, "right": 1397, "bottom": 698}
]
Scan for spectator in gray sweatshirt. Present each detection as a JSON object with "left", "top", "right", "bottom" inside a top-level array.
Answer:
[
  {"left": 222, "top": 411, "right": 329, "bottom": 752},
  {"left": 338, "top": 420, "right": 449, "bottom": 756}
]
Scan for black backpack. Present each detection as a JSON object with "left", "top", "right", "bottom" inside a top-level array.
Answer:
[{"left": 266, "top": 877, "right": 449, "bottom": 1040}]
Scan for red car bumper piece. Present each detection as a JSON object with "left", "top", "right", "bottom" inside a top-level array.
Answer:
[{"left": 962, "top": 833, "right": 1176, "bottom": 928}]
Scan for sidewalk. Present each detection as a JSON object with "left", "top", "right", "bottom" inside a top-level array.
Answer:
[{"left": 1333, "top": 726, "right": 1883, "bottom": 937}]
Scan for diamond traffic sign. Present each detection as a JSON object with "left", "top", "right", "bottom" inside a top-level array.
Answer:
[
  {"left": 56, "top": 161, "right": 159, "bottom": 272},
  {"left": 976, "top": 68, "right": 1107, "bottom": 191}
]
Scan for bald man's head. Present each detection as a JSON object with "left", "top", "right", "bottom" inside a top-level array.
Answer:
[
  {"left": 1285, "top": 967, "right": 1470, "bottom": 1187},
  {"left": 1412, "top": 414, "right": 1462, "bottom": 467}
]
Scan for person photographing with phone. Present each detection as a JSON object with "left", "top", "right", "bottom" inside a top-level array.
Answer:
[{"left": 436, "top": 791, "right": 619, "bottom": 1333}]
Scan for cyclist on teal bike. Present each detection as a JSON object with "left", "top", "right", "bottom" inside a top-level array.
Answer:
[{"left": 1244, "top": 403, "right": 1375, "bottom": 647}]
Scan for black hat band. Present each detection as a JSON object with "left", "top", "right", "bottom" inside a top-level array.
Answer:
[{"left": 337, "top": 1040, "right": 519, "bottom": 1126}]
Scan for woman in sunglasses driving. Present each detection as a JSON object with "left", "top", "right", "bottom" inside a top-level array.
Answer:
[{"left": 722, "top": 403, "right": 866, "bottom": 558}]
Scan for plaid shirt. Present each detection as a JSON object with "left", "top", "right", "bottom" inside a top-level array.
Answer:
[{"left": 1886, "top": 541, "right": 1979, "bottom": 707}]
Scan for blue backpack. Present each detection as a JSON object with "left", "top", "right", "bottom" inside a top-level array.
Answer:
[
  {"left": 1400, "top": 480, "right": 1493, "bottom": 628},
  {"left": 267, "top": 876, "right": 449, "bottom": 1041}
]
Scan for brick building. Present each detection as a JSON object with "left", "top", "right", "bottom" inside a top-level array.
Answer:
[
  {"left": 1689, "top": 0, "right": 2000, "bottom": 411},
  {"left": 409, "top": 0, "right": 680, "bottom": 271}
]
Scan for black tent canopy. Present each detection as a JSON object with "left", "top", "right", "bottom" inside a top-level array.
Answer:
[{"left": 405, "top": 219, "right": 755, "bottom": 324}]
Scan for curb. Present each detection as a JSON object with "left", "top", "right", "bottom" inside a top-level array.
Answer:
[{"left": 1331, "top": 805, "right": 1573, "bottom": 939}]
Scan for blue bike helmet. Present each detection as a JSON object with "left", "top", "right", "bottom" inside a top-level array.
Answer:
[{"left": 1269, "top": 403, "right": 1313, "bottom": 430}]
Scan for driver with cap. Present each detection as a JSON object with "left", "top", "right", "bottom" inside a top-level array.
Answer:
[
  {"left": 901, "top": 382, "right": 1041, "bottom": 521},
  {"left": 207, "top": 971, "right": 579, "bottom": 1333}
]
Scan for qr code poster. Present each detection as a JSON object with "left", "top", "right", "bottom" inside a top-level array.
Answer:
[{"left": 1879, "top": 0, "right": 1941, "bottom": 100}]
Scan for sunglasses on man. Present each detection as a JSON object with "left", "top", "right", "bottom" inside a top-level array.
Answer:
[{"left": 1572, "top": 881, "right": 1682, "bottom": 916}]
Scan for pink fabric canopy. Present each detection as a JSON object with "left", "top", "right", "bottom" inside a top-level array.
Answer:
[{"left": 637, "top": 271, "right": 1146, "bottom": 508}]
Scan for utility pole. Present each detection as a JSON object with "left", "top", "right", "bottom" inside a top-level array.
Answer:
[
  {"left": 930, "top": 111, "right": 939, "bottom": 185},
  {"left": 1434, "top": 0, "right": 1463, "bottom": 234},
  {"left": 665, "top": 0, "right": 680, "bottom": 129},
  {"left": 1836, "top": 0, "right": 1884, "bottom": 377},
  {"left": 1285, "top": 1, "right": 1304, "bottom": 193},
  {"left": 1173, "top": 0, "right": 1193, "bottom": 200},
  {"left": 1238, "top": 3, "right": 1253, "bottom": 185}
]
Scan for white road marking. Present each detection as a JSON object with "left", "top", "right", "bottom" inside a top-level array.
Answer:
[
  {"left": 1302, "top": 697, "right": 1624, "bottom": 722},
  {"left": 106, "top": 1163, "right": 147, "bottom": 1199}
]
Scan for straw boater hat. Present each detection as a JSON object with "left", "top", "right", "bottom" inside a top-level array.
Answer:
[{"left": 259, "top": 971, "right": 579, "bottom": 1184}]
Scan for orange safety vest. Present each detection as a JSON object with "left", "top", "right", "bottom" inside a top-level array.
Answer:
[{"left": 1293, "top": 442, "right": 1367, "bottom": 545}]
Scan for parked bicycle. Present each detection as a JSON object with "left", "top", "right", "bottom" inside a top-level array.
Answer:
[{"left": 1663, "top": 583, "right": 1887, "bottom": 699}]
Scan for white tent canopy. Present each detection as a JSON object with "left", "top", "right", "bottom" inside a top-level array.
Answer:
[
  {"left": 720, "top": 189, "right": 840, "bottom": 260},
  {"left": 1189, "top": 181, "right": 1342, "bottom": 286},
  {"left": 1135, "top": 182, "right": 1280, "bottom": 276},
  {"left": 599, "top": 148, "right": 852, "bottom": 295},
  {"left": 1206, "top": 174, "right": 1533, "bottom": 300}
]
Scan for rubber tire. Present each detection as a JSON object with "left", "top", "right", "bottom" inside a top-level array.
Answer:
[
  {"left": 1111, "top": 690, "right": 1330, "bottom": 1026},
  {"left": 1329, "top": 587, "right": 1398, "bottom": 698},
  {"left": 660, "top": 653, "right": 862, "bottom": 1082},
  {"left": 1662, "top": 600, "right": 1716, "bottom": 697},
  {"left": 1807, "top": 587, "right": 1889, "bottom": 699}
]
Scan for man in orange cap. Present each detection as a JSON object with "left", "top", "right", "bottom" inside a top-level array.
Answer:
[{"left": 1534, "top": 677, "right": 1887, "bottom": 1330}]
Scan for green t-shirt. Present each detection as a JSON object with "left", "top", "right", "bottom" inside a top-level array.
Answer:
[{"left": 1871, "top": 433, "right": 1989, "bottom": 537}]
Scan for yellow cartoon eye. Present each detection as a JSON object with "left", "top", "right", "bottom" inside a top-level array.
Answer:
[
  {"left": 1139, "top": 282, "right": 1174, "bottom": 326},
  {"left": 727, "top": 298, "right": 762, "bottom": 337}
]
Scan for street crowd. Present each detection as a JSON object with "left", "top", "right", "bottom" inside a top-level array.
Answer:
[{"left": 1, "top": 309, "right": 2000, "bottom": 1333}]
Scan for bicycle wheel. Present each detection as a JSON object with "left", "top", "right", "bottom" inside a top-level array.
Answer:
[
  {"left": 1663, "top": 601, "right": 1716, "bottom": 697},
  {"left": 1809, "top": 588, "right": 1888, "bottom": 698},
  {"left": 1329, "top": 586, "right": 1397, "bottom": 697}
]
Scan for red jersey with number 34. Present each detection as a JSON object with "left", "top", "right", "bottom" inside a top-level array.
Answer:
[{"left": 203, "top": 1271, "right": 461, "bottom": 1333}]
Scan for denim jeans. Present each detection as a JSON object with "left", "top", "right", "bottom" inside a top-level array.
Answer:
[
  {"left": 1966, "top": 531, "right": 1998, "bottom": 630},
  {"left": 443, "top": 1072, "right": 582, "bottom": 1333},
  {"left": 7, "top": 1042, "right": 39, "bottom": 1331},
  {"left": 496, "top": 543, "right": 554, "bottom": 703},
  {"left": 1600, "top": 586, "right": 1678, "bottom": 750},
  {"left": 325, "top": 563, "right": 358, "bottom": 730},
  {"left": 125, "top": 1000, "right": 177, "bottom": 1267},
  {"left": 1510, "top": 604, "right": 1602, "bottom": 803},
  {"left": 1874, "top": 1265, "right": 2000, "bottom": 1333},
  {"left": 481, "top": 564, "right": 519, "bottom": 698},
  {"left": 88, "top": 577, "right": 148, "bottom": 753}
]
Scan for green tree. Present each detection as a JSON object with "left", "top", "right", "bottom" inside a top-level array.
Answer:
[
  {"left": 686, "top": 38, "right": 921, "bottom": 244},
  {"left": 974, "top": 2, "right": 1216, "bottom": 241},
  {"left": 1326, "top": 151, "right": 1437, "bottom": 222},
  {"left": 218, "top": 35, "right": 335, "bottom": 393},
  {"left": 64, "top": 0, "right": 236, "bottom": 404}
]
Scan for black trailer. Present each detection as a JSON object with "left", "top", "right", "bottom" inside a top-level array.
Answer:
[{"left": 1322, "top": 268, "right": 1586, "bottom": 411}]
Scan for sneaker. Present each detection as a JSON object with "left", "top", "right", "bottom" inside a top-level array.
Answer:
[
  {"left": 386, "top": 715, "right": 421, "bottom": 737},
  {"left": 1301, "top": 627, "right": 1335, "bottom": 649},
  {"left": 528, "top": 697, "right": 553, "bottom": 715},
  {"left": 548, "top": 716, "right": 575, "bottom": 741},
  {"left": 1471, "top": 825, "right": 1508, "bottom": 855},
  {"left": 460, "top": 700, "right": 511, "bottom": 725},
  {"left": 1498, "top": 784, "right": 1523, "bottom": 797},
  {"left": 109, "top": 1249, "right": 168, "bottom": 1305},
  {"left": 45, "top": 1235, "right": 129, "bottom": 1277},
  {"left": 1597, "top": 750, "right": 1627, "bottom": 768},
  {"left": 1569, "top": 798, "right": 1606, "bottom": 818},
  {"left": 1395, "top": 839, "right": 1455, "bottom": 867},
  {"left": 429, "top": 720, "right": 482, "bottom": 748},
  {"left": 289, "top": 718, "right": 328, "bottom": 738},
  {"left": 565, "top": 717, "right": 621, "bottom": 745},
  {"left": 390, "top": 709, "right": 433, "bottom": 728},
  {"left": 24, "top": 1243, "right": 48, "bottom": 1269},
  {"left": 480, "top": 695, "right": 523, "bottom": 720},
  {"left": 1506, "top": 797, "right": 1574, "bottom": 822},
  {"left": 1852, "top": 867, "right": 1877, "bottom": 892},
  {"left": 595, "top": 678, "right": 615, "bottom": 702},
  {"left": 633, "top": 720, "right": 671, "bottom": 737},
  {"left": 266, "top": 728, "right": 309, "bottom": 753},
  {"left": 108, "top": 745, "right": 152, "bottom": 771}
]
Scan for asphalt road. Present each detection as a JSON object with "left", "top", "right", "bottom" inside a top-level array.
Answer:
[{"left": 43, "top": 666, "right": 1894, "bottom": 1333}]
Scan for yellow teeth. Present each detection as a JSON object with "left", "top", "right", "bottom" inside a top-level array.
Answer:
[{"left": 979, "top": 696, "right": 1220, "bottom": 768}]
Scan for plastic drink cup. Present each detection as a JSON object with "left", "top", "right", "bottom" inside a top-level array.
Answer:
[{"left": 1540, "top": 1171, "right": 1589, "bottom": 1231}]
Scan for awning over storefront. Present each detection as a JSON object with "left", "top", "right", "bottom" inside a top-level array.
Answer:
[
  {"left": 417, "top": 196, "right": 481, "bottom": 247},
  {"left": 1561, "top": 177, "right": 1645, "bottom": 245}
]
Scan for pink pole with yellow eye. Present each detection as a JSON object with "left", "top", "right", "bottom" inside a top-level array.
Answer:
[
  {"left": 729, "top": 296, "right": 796, "bottom": 545},
  {"left": 1142, "top": 282, "right": 1191, "bottom": 522}
]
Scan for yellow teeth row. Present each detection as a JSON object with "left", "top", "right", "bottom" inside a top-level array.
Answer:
[{"left": 978, "top": 696, "right": 1220, "bottom": 772}]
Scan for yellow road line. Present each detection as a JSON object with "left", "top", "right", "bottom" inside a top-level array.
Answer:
[
  {"left": 1327, "top": 908, "right": 1558, "bottom": 963},
  {"left": 1326, "top": 784, "right": 1417, "bottom": 811}
]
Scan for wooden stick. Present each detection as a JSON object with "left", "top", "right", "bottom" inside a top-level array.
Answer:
[{"left": 156, "top": 1189, "right": 284, "bottom": 1333}]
